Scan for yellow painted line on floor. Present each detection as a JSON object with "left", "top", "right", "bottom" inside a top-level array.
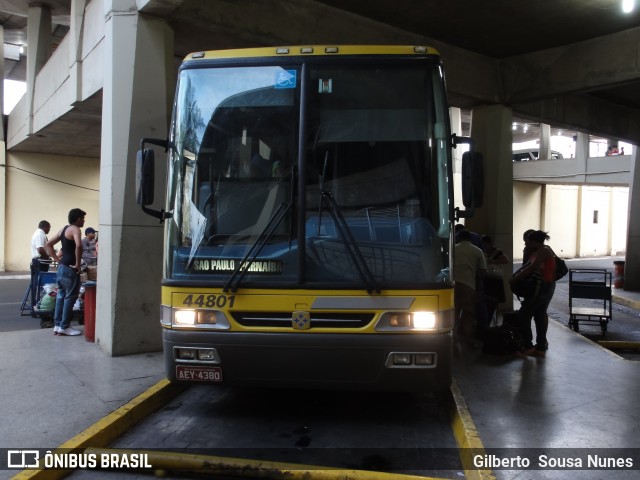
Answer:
[
  {"left": 612, "top": 294, "right": 640, "bottom": 311},
  {"left": 448, "top": 379, "right": 496, "bottom": 480},
  {"left": 597, "top": 340, "right": 640, "bottom": 351},
  {"left": 85, "top": 447, "right": 448, "bottom": 480},
  {"left": 11, "top": 378, "right": 186, "bottom": 480}
]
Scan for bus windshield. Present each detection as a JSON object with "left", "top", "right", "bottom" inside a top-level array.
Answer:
[{"left": 166, "top": 59, "right": 452, "bottom": 289}]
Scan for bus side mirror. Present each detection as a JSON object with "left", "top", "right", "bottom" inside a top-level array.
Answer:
[
  {"left": 461, "top": 151, "right": 484, "bottom": 208},
  {"left": 136, "top": 137, "right": 171, "bottom": 222},
  {"left": 136, "top": 148, "right": 155, "bottom": 206},
  {"left": 456, "top": 150, "right": 484, "bottom": 220}
]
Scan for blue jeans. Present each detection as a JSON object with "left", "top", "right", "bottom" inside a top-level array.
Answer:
[
  {"left": 518, "top": 281, "right": 556, "bottom": 351},
  {"left": 54, "top": 264, "right": 80, "bottom": 329}
]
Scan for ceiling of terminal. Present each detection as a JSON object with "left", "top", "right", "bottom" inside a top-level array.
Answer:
[{"left": 1, "top": 0, "right": 640, "bottom": 156}]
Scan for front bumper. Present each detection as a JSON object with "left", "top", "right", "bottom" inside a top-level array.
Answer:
[{"left": 163, "top": 329, "right": 452, "bottom": 392}]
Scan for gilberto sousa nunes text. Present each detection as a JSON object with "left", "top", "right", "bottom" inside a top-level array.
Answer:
[{"left": 474, "top": 452, "right": 636, "bottom": 470}]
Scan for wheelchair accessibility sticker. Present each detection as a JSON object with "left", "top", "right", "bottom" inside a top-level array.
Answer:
[{"left": 275, "top": 70, "right": 297, "bottom": 89}]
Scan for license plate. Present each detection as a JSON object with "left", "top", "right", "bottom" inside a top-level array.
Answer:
[{"left": 175, "top": 365, "right": 223, "bottom": 382}]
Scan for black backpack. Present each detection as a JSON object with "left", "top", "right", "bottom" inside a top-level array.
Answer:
[{"left": 482, "top": 312, "right": 524, "bottom": 355}]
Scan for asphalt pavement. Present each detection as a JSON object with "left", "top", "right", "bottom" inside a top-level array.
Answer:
[{"left": 1, "top": 275, "right": 34, "bottom": 332}]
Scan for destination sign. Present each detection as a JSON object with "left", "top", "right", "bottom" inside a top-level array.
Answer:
[{"left": 190, "top": 258, "right": 283, "bottom": 274}]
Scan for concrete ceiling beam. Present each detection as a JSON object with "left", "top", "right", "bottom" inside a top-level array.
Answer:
[
  {"left": 137, "top": 0, "right": 185, "bottom": 17},
  {"left": 501, "top": 27, "right": 640, "bottom": 104},
  {"left": 513, "top": 93, "right": 640, "bottom": 145},
  {"left": 168, "top": 0, "right": 502, "bottom": 105}
]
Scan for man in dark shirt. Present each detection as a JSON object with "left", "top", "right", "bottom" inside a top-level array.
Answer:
[{"left": 45, "top": 208, "right": 86, "bottom": 336}]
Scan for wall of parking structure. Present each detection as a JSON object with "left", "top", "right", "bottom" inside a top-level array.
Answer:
[
  {"left": 5, "top": 151, "right": 100, "bottom": 271},
  {"left": 512, "top": 182, "right": 628, "bottom": 260}
]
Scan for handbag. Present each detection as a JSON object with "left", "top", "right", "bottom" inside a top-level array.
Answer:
[
  {"left": 511, "top": 277, "right": 538, "bottom": 298},
  {"left": 510, "top": 265, "right": 541, "bottom": 299},
  {"left": 555, "top": 256, "right": 568, "bottom": 281}
]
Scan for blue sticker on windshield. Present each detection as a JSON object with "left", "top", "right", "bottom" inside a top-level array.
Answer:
[{"left": 275, "top": 70, "right": 297, "bottom": 89}]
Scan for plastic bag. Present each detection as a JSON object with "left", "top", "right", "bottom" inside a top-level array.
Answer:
[{"left": 39, "top": 292, "right": 56, "bottom": 311}]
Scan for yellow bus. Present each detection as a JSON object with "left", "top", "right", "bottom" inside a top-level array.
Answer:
[{"left": 137, "top": 45, "right": 483, "bottom": 392}]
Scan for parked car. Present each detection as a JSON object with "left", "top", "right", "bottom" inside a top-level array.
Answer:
[{"left": 512, "top": 149, "right": 564, "bottom": 162}]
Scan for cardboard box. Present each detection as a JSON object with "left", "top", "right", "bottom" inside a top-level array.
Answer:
[{"left": 87, "top": 266, "right": 97, "bottom": 281}]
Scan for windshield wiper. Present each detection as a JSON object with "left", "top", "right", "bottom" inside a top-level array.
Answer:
[
  {"left": 320, "top": 191, "right": 380, "bottom": 294},
  {"left": 223, "top": 202, "right": 292, "bottom": 293},
  {"left": 316, "top": 151, "right": 329, "bottom": 236}
]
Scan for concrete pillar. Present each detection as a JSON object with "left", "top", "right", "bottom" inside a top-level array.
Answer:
[
  {"left": 539, "top": 123, "right": 551, "bottom": 160},
  {"left": 0, "top": 23, "right": 4, "bottom": 128},
  {"left": 625, "top": 146, "right": 640, "bottom": 290},
  {"left": 0, "top": 137, "right": 5, "bottom": 269},
  {"left": 69, "top": 0, "right": 88, "bottom": 103},
  {"left": 26, "top": 4, "right": 52, "bottom": 134},
  {"left": 575, "top": 132, "right": 588, "bottom": 183},
  {"left": 0, "top": 24, "right": 4, "bottom": 270},
  {"left": 450, "top": 107, "right": 463, "bottom": 169},
  {"left": 450, "top": 107, "right": 463, "bottom": 213},
  {"left": 576, "top": 186, "right": 583, "bottom": 257},
  {"left": 0, "top": 25, "right": 4, "bottom": 270},
  {"left": 466, "top": 105, "right": 514, "bottom": 310},
  {"left": 96, "top": 0, "right": 174, "bottom": 355},
  {"left": 573, "top": 132, "right": 589, "bottom": 256},
  {"left": 466, "top": 105, "right": 514, "bottom": 258}
]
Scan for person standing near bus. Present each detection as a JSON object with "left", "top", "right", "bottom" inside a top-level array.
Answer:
[
  {"left": 456, "top": 224, "right": 489, "bottom": 338},
  {"left": 45, "top": 208, "right": 86, "bottom": 336},
  {"left": 454, "top": 229, "right": 487, "bottom": 338},
  {"left": 82, "top": 227, "right": 98, "bottom": 265},
  {"left": 510, "top": 230, "right": 556, "bottom": 357},
  {"left": 30, "top": 220, "right": 54, "bottom": 311}
]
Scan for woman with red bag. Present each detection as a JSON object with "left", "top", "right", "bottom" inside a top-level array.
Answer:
[{"left": 510, "top": 230, "right": 556, "bottom": 357}]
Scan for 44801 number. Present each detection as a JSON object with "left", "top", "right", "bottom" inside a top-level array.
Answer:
[{"left": 181, "top": 294, "right": 236, "bottom": 308}]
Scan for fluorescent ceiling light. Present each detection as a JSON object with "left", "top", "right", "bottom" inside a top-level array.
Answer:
[{"left": 622, "top": 0, "right": 635, "bottom": 13}]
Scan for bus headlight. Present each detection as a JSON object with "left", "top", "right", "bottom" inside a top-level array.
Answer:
[
  {"left": 375, "top": 311, "right": 444, "bottom": 332},
  {"left": 175, "top": 310, "right": 196, "bottom": 325},
  {"left": 168, "top": 309, "right": 231, "bottom": 329},
  {"left": 412, "top": 312, "right": 437, "bottom": 330}
]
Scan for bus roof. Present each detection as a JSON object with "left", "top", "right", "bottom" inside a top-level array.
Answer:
[{"left": 183, "top": 45, "right": 440, "bottom": 62}]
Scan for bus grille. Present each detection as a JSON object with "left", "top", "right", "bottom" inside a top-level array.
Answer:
[{"left": 231, "top": 312, "right": 375, "bottom": 329}]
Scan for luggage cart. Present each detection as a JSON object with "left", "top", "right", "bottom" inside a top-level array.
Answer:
[{"left": 568, "top": 269, "right": 612, "bottom": 335}]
